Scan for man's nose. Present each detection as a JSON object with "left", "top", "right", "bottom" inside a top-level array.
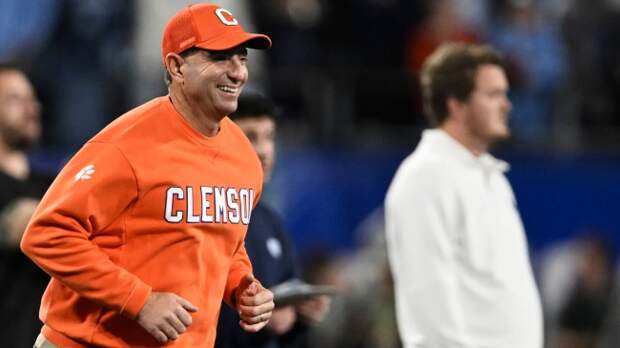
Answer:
[{"left": 227, "top": 55, "right": 246, "bottom": 82}]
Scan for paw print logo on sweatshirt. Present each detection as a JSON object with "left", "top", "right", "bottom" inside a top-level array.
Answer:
[{"left": 75, "top": 164, "right": 95, "bottom": 181}]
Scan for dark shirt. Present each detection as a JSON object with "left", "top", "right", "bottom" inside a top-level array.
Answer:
[
  {"left": 215, "top": 202, "right": 302, "bottom": 348},
  {"left": 0, "top": 169, "right": 53, "bottom": 211},
  {"left": 0, "top": 246, "right": 50, "bottom": 346},
  {"left": 0, "top": 167, "right": 53, "bottom": 346},
  {"left": 559, "top": 282, "right": 613, "bottom": 333}
]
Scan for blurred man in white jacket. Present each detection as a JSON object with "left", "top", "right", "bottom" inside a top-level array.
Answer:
[{"left": 385, "top": 42, "right": 542, "bottom": 348}]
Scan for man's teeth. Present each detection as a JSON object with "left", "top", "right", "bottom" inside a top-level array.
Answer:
[{"left": 218, "top": 86, "right": 236, "bottom": 93}]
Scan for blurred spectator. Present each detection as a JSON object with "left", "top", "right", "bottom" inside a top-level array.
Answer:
[
  {"left": 250, "top": 0, "right": 418, "bottom": 135},
  {"left": 557, "top": 237, "right": 615, "bottom": 347},
  {"left": 28, "top": 0, "right": 134, "bottom": 150},
  {"left": 0, "top": 0, "right": 60, "bottom": 63},
  {"left": 540, "top": 234, "right": 617, "bottom": 348},
  {"left": 130, "top": 0, "right": 187, "bottom": 105},
  {"left": 403, "top": 0, "right": 482, "bottom": 125},
  {"left": 452, "top": 0, "right": 492, "bottom": 32},
  {"left": 560, "top": 0, "right": 620, "bottom": 146},
  {"left": 303, "top": 208, "right": 401, "bottom": 348},
  {"left": 0, "top": 65, "right": 51, "bottom": 347},
  {"left": 598, "top": 263, "right": 620, "bottom": 348},
  {"left": 0, "top": 65, "right": 54, "bottom": 246},
  {"left": 489, "top": 0, "right": 567, "bottom": 144},
  {"left": 404, "top": 0, "right": 481, "bottom": 74},
  {"left": 249, "top": 0, "right": 324, "bottom": 69},
  {"left": 538, "top": 0, "right": 576, "bottom": 22},
  {"left": 216, "top": 94, "right": 330, "bottom": 348},
  {"left": 540, "top": 239, "right": 581, "bottom": 328},
  {"left": 247, "top": 0, "right": 329, "bottom": 130}
]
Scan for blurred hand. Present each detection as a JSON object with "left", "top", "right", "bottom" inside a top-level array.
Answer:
[
  {"left": 137, "top": 292, "right": 198, "bottom": 343},
  {"left": 235, "top": 274, "right": 274, "bottom": 332},
  {"left": 267, "top": 306, "right": 296, "bottom": 335},
  {"left": 1, "top": 198, "right": 39, "bottom": 246},
  {"left": 296, "top": 295, "right": 330, "bottom": 325}
]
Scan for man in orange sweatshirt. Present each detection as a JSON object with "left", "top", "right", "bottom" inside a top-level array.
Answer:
[{"left": 21, "top": 4, "right": 274, "bottom": 347}]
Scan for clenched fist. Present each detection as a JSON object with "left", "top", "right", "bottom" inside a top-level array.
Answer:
[
  {"left": 235, "top": 275, "right": 275, "bottom": 332},
  {"left": 137, "top": 292, "right": 198, "bottom": 343}
]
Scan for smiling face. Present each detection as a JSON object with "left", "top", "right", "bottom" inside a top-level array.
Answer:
[
  {"left": 0, "top": 69, "right": 41, "bottom": 151},
  {"left": 180, "top": 45, "right": 249, "bottom": 119},
  {"left": 463, "top": 64, "right": 512, "bottom": 145}
]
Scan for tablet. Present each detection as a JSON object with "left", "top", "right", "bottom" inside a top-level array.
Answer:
[{"left": 271, "top": 279, "right": 339, "bottom": 307}]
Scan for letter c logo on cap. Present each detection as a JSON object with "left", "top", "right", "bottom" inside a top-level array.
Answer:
[{"left": 215, "top": 8, "right": 238, "bottom": 26}]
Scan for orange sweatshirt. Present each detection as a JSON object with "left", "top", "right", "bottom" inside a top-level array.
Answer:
[{"left": 21, "top": 96, "right": 263, "bottom": 347}]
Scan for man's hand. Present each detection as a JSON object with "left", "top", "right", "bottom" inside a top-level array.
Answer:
[
  {"left": 296, "top": 295, "right": 330, "bottom": 325},
  {"left": 136, "top": 292, "right": 198, "bottom": 343},
  {"left": 266, "top": 306, "right": 296, "bottom": 334},
  {"left": 235, "top": 274, "right": 275, "bottom": 332}
]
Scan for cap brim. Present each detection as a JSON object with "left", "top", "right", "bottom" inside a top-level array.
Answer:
[{"left": 195, "top": 31, "right": 272, "bottom": 51}]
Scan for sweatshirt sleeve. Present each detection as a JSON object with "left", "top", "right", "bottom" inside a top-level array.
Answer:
[
  {"left": 20, "top": 141, "right": 151, "bottom": 319},
  {"left": 385, "top": 165, "right": 474, "bottom": 347},
  {"left": 223, "top": 240, "right": 253, "bottom": 307},
  {"left": 222, "top": 186, "right": 261, "bottom": 307}
]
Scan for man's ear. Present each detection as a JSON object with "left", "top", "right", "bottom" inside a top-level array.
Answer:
[
  {"left": 446, "top": 96, "right": 466, "bottom": 121},
  {"left": 165, "top": 53, "right": 184, "bottom": 84}
]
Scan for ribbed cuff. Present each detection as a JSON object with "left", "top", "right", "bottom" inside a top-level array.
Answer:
[
  {"left": 120, "top": 281, "right": 152, "bottom": 319},
  {"left": 224, "top": 271, "right": 251, "bottom": 308}
]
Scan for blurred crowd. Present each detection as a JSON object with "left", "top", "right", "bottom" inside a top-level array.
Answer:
[
  {"left": 0, "top": 0, "right": 619, "bottom": 151},
  {"left": 1, "top": 0, "right": 619, "bottom": 347}
]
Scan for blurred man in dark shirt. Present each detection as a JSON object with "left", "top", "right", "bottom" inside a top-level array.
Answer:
[
  {"left": 0, "top": 64, "right": 52, "bottom": 346},
  {"left": 216, "top": 93, "right": 330, "bottom": 348}
]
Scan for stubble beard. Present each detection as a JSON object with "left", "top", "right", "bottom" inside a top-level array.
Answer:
[{"left": 0, "top": 128, "right": 37, "bottom": 151}]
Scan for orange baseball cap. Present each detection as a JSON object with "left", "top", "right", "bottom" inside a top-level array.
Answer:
[{"left": 161, "top": 3, "right": 272, "bottom": 63}]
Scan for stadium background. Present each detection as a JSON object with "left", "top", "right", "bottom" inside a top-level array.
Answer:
[{"left": 2, "top": 0, "right": 619, "bottom": 345}]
